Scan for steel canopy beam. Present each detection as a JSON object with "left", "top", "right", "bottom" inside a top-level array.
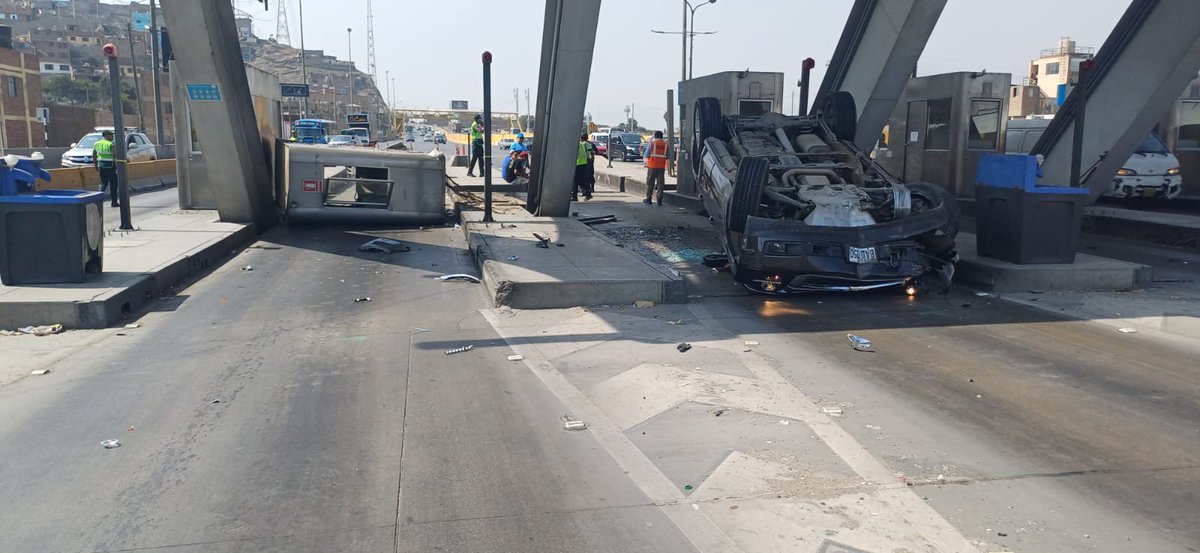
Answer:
[
  {"left": 527, "top": 0, "right": 602, "bottom": 217},
  {"left": 1031, "top": 0, "right": 1200, "bottom": 200},
  {"left": 815, "top": 0, "right": 947, "bottom": 151}
]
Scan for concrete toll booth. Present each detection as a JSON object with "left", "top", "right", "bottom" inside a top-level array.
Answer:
[
  {"left": 1162, "top": 83, "right": 1200, "bottom": 199},
  {"left": 677, "top": 71, "right": 785, "bottom": 196},
  {"left": 280, "top": 144, "right": 445, "bottom": 225},
  {"left": 174, "top": 64, "right": 281, "bottom": 210},
  {"left": 874, "top": 71, "right": 1011, "bottom": 196}
]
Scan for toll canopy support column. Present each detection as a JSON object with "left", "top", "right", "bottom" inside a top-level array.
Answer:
[
  {"left": 158, "top": 0, "right": 277, "bottom": 231},
  {"left": 1031, "top": 0, "right": 1200, "bottom": 200},
  {"left": 815, "top": 0, "right": 947, "bottom": 151},
  {"left": 527, "top": 0, "right": 602, "bottom": 217}
]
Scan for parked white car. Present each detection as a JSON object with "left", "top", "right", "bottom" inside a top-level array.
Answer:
[{"left": 60, "top": 128, "right": 157, "bottom": 168}]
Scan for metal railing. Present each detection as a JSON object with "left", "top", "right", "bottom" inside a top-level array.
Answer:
[{"left": 1039, "top": 46, "right": 1094, "bottom": 57}]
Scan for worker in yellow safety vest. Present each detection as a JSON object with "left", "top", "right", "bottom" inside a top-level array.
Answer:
[
  {"left": 467, "top": 115, "right": 485, "bottom": 177},
  {"left": 573, "top": 132, "right": 595, "bottom": 201},
  {"left": 92, "top": 130, "right": 119, "bottom": 208},
  {"left": 643, "top": 130, "right": 669, "bottom": 206}
]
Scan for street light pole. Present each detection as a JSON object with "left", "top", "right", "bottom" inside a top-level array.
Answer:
[
  {"left": 687, "top": 0, "right": 716, "bottom": 80},
  {"left": 680, "top": 0, "right": 687, "bottom": 86},
  {"left": 149, "top": 0, "right": 164, "bottom": 144},
  {"left": 346, "top": 27, "right": 353, "bottom": 122},
  {"left": 298, "top": 0, "right": 308, "bottom": 116}
]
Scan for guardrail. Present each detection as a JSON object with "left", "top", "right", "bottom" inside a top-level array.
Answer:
[{"left": 36, "top": 159, "right": 177, "bottom": 192}]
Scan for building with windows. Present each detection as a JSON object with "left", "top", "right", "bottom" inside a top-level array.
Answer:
[
  {"left": 1027, "top": 37, "right": 1094, "bottom": 112},
  {"left": 0, "top": 26, "right": 46, "bottom": 148},
  {"left": 37, "top": 58, "right": 69, "bottom": 76}
]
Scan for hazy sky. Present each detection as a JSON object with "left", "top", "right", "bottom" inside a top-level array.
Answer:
[{"left": 218, "top": 0, "right": 1128, "bottom": 126}]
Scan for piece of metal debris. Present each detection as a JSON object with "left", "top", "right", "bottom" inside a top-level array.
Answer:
[
  {"left": 667, "top": 319, "right": 686, "bottom": 325},
  {"left": 506, "top": 255, "right": 519, "bottom": 261},
  {"left": 241, "top": 265, "right": 253, "bottom": 271},
  {"left": 30, "top": 369, "right": 51, "bottom": 375},
  {"left": 124, "top": 323, "right": 141, "bottom": 329},
  {"left": 578, "top": 214, "right": 618, "bottom": 225},
  {"left": 507, "top": 354, "right": 524, "bottom": 361},
  {"left": 820, "top": 406, "right": 844, "bottom": 417},
  {"left": 358, "top": 237, "right": 411, "bottom": 254},
  {"left": 1117, "top": 327, "right": 1138, "bottom": 334},
  {"left": 438, "top": 274, "right": 481, "bottom": 283},
  {"left": 445, "top": 344, "right": 474, "bottom": 355},
  {"left": 676, "top": 342, "right": 692, "bottom": 353},
  {"left": 847, "top": 334, "right": 873, "bottom": 351},
  {"left": 712, "top": 409, "right": 726, "bottom": 417},
  {"left": 743, "top": 340, "right": 759, "bottom": 346},
  {"left": 101, "top": 439, "right": 121, "bottom": 449},
  {"left": 532, "top": 232, "right": 552, "bottom": 248},
  {"left": 354, "top": 297, "right": 372, "bottom": 303},
  {"left": 561, "top": 414, "right": 588, "bottom": 431}
]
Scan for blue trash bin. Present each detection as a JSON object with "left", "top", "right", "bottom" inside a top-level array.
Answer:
[
  {"left": 0, "top": 155, "right": 105, "bottom": 285},
  {"left": 974, "top": 154, "right": 1088, "bottom": 264}
]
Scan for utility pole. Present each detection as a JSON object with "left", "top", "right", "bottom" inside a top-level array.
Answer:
[
  {"left": 482, "top": 51, "right": 494, "bottom": 223},
  {"left": 298, "top": 0, "right": 308, "bottom": 116},
  {"left": 126, "top": 21, "right": 145, "bottom": 131},
  {"left": 524, "top": 88, "right": 531, "bottom": 130},
  {"left": 346, "top": 27, "right": 353, "bottom": 121},
  {"left": 149, "top": 0, "right": 164, "bottom": 144},
  {"left": 680, "top": 1, "right": 686, "bottom": 86},
  {"left": 514, "top": 87, "right": 520, "bottom": 131}
]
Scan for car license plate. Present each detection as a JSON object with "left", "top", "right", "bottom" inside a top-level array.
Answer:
[
  {"left": 847, "top": 246, "right": 877, "bottom": 264},
  {"left": 1140, "top": 188, "right": 1158, "bottom": 198}
]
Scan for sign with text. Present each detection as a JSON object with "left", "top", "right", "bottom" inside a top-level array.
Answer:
[
  {"left": 185, "top": 83, "right": 222, "bottom": 102},
  {"left": 450, "top": 100, "right": 468, "bottom": 110},
  {"left": 280, "top": 83, "right": 309, "bottom": 98},
  {"left": 302, "top": 180, "right": 322, "bottom": 193},
  {"left": 346, "top": 113, "right": 369, "bottom": 125}
]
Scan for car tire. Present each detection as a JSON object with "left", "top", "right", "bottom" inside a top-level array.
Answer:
[
  {"left": 908, "top": 182, "right": 959, "bottom": 237},
  {"left": 728, "top": 156, "right": 769, "bottom": 234},
  {"left": 693, "top": 97, "right": 724, "bottom": 175},
  {"left": 821, "top": 91, "right": 857, "bottom": 142}
]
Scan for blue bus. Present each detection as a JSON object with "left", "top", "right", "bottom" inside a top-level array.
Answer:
[{"left": 292, "top": 119, "right": 336, "bottom": 144}]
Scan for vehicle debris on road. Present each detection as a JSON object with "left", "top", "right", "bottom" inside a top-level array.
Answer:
[
  {"left": 676, "top": 342, "right": 692, "bottom": 353},
  {"left": 507, "top": 354, "right": 524, "bottom": 361},
  {"left": 0, "top": 324, "right": 64, "bottom": 337},
  {"left": 124, "top": 323, "right": 141, "bottom": 329},
  {"left": 438, "top": 274, "right": 481, "bottom": 283},
  {"left": 532, "top": 233, "right": 552, "bottom": 248},
  {"left": 358, "top": 237, "right": 411, "bottom": 254},
  {"left": 354, "top": 297, "right": 372, "bottom": 303},
  {"left": 30, "top": 369, "right": 51, "bottom": 375},
  {"left": 847, "top": 334, "right": 873, "bottom": 351},
  {"left": 241, "top": 265, "right": 253, "bottom": 271},
  {"left": 100, "top": 439, "right": 121, "bottom": 449},
  {"left": 634, "top": 300, "right": 656, "bottom": 308},
  {"left": 561, "top": 414, "right": 587, "bottom": 431},
  {"left": 445, "top": 344, "right": 474, "bottom": 355},
  {"left": 1117, "top": 327, "right": 1138, "bottom": 334},
  {"left": 578, "top": 214, "right": 618, "bottom": 226}
]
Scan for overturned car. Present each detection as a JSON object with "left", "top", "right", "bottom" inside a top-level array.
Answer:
[{"left": 692, "top": 93, "right": 959, "bottom": 294}]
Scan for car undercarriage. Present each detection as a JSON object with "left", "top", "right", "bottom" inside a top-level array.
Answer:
[{"left": 692, "top": 93, "right": 959, "bottom": 294}]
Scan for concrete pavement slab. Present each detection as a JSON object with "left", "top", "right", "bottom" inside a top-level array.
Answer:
[
  {"left": 955, "top": 232, "right": 1150, "bottom": 293},
  {"left": 461, "top": 209, "right": 685, "bottom": 308},
  {"left": 0, "top": 210, "right": 252, "bottom": 328}
]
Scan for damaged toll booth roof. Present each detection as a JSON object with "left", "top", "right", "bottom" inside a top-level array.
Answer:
[{"left": 279, "top": 144, "right": 446, "bottom": 225}]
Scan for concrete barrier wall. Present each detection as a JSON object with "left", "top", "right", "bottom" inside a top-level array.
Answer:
[
  {"left": 3, "top": 145, "right": 178, "bottom": 170},
  {"left": 37, "top": 159, "right": 178, "bottom": 191}
]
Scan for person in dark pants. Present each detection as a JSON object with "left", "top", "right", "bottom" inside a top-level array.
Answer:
[
  {"left": 92, "top": 130, "right": 119, "bottom": 208},
  {"left": 572, "top": 133, "right": 595, "bottom": 201},
  {"left": 642, "top": 130, "right": 668, "bottom": 205},
  {"left": 467, "top": 115, "right": 485, "bottom": 177}
]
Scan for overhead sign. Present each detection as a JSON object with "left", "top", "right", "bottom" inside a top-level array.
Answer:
[
  {"left": 450, "top": 100, "right": 468, "bottom": 110},
  {"left": 132, "top": 11, "right": 151, "bottom": 31},
  {"left": 346, "top": 113, "right": 369, "bottom": 125},
  {"left": 280, "top": 83, "right": 309, "bottom": 98},
  {"left": 185, "top": 83, "right": 222, "bottom": 102}
]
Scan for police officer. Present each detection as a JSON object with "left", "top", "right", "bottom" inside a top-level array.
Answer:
[
  {"left": 467, "top": 115, "right": 485, "bottom": 177},
  {"left": 573, "top": 133, "right": 595, "bottom": 201},
  {"left": 93, "top": 130, "right": 119, "bottom": 208}
]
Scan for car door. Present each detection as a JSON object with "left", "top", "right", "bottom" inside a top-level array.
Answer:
[{"left": 131, "top": 134, "right": 151, "bottom": 161}]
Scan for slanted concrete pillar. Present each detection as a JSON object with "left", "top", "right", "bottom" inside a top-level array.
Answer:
[
  {"left": 527, "top": 0, "right": 602, "bottom": 217},
  {"left": 816, "top": 0, "right": 948, "bottom": 151},
  {"left": 159, "top": 0, "right": 276, "bottom": 231},
  {"left": 1033, "top": 0, "right": 1200, "bottom": 200}
]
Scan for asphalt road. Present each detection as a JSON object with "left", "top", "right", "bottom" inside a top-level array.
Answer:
[
  {"left": 2, "top": 184, "right": 1199, "bottom": 552},
  {"left": 0, "top": 224, "right": 696, "bottom": 553}
]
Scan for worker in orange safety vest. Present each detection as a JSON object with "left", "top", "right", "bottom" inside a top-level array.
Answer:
[{"left": 642, "top": 130, "right": 669, "bottom": 206}]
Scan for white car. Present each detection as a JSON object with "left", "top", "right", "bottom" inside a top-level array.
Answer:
[
  {"left": 327, "top": 135, "right": 355, "bottom": 147},
  {"left": 61, "top": 128, "right": 157, "bottom": 167},
  {"left": 498, "top": 137, "right": 516, "bottom": 150}
]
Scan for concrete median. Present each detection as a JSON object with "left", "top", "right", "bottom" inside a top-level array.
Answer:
[{"left": 37, "top": 159, "right": 177, "bottom": 194}]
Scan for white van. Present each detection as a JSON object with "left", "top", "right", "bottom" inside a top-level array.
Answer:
[{"left": 1006, "top": 118, "right": 1182, "bottom": 200}]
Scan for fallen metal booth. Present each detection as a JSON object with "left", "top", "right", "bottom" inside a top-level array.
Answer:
[{"left": 277, "top": 143, "right": 446, "bottom": 225}]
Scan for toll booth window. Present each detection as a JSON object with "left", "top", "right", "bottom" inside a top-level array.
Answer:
[
  {"left": 967, "top": 100, "right": 1000, "bottom": 150},
  {"left": 323, "top": 165, "right": 393, "bottom": 208},
  {"left": 1179, "top": 124, "right": 1200, "bottom": 150},
  {"left": 738, "top": 100, "right": 772, "bottom": 117},
  {"left": 925, "top": 99, "right": 951, "bottom": 150}
]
